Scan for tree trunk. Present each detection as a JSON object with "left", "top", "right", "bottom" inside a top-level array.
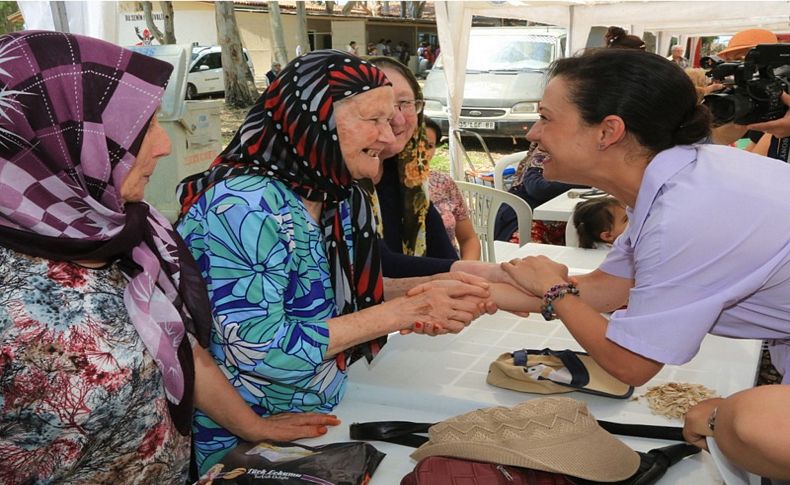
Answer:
[
  {"left": 405, "top": 1, "right": 424, "bottom": 18},
  {"left": 141, "top": 1, "right": 165, "bottom": 44},
  {"left": 324, "top": 1, "right": 335, "bottom": 14},
  {"left": 268, "top": 1, "right": 289, "bottom": 66},
  {"left": 296, "top": 2, "right": 310, "bottom": 55},
  {"left": 215, "top": 1, "right": 258, "bottom": 108},
  {"left": 368, "top": 1, "right": 381, "bottom": 16},
  {"left": 400, "top": 1, "right": 407, "bottom": 18},
  {"left": 341, "top": 1, "right": 356, "bottom": 15},
  {"left": 381, "top": 1, "right": 390, "bottom": 15},
  {"left": 413, "top": 1, "right": 426, "bottom": 18},
  {"left": 160, "top": 1, "right": 176, "bottom": 44}
]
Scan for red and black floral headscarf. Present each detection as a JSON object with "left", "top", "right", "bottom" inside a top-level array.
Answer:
[{"left": 178, "top": 50, "right": 391, "bottom": 366}]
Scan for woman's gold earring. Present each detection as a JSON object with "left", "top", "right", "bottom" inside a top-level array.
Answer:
[{"left": 598, "top": 143, "right": 606, "bottom": 151}]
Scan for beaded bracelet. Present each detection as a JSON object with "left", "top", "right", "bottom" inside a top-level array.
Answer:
[{"left": 541, "top": 282, "right": 580, "bottom": 321}]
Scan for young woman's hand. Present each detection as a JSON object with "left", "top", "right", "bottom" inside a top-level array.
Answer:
[
  {"left": 500, "top": 255, "right": 570, "bottom": 296},
  {"left": 683, "top": 398, "right": 725, "bottom": 450},
  {"left": 430, "top": 270, "right": 490, "bottom": 290},
  {"left": 450, "top": 260, "right": 519, "bottom": 287}
]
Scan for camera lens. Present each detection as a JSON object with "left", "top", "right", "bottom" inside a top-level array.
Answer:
[{"left": 703, "top": 93, "right": 754, "bottom": 124}]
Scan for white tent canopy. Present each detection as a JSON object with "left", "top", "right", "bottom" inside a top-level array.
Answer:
[
  {"left": 434, "top": 0, "right": 790, "bottom": 177},
  {"left": 17, "top": 1, "right": 118, "bottom": 41}
]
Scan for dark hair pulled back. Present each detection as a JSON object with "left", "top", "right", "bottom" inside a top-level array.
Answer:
[
  {"left": 549, "top": 49, "right": 711, "bottom": 154},
  {"left": 573, "top": 197, "right": 620, "bottom": 249},
  {"left": 423, "top": 116, "right": 442, "bottom": 141},
  {"left": 604, "top": 26, "right": 646, "bottom": 50}
]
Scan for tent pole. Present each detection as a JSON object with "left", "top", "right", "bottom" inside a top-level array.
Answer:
[{"left": 50, "top": 1, "right": 69, "bottom": 33}]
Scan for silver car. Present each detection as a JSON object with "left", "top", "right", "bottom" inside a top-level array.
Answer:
[{"left": 423, "top": 27, "right": 566, "bottom": 138}]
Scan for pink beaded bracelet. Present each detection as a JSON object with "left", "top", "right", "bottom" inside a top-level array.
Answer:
[{"left": 541, "top": 282, "right": 579, "bottom": 321}]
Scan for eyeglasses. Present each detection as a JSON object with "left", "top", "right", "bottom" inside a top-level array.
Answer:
[{"left": 394, "top": 100, "right": 424, "bottom": 114}]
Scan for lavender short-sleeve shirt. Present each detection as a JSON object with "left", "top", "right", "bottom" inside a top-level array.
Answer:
[{"left": 600, "top": 145, "right": 790, "bottom": 380}]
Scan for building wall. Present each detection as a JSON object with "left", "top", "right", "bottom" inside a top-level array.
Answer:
[
  {"left": 237, "top": 10, "right": 300, "bottom": 78},
  {"left": 116, "top": 2, "right": 431, "bottom": 77},
  {"left": 117, "top": 2, "right": 217, "bottom": 46},
  {"left": 307, "top": 18, "right": 333, "bottom": 50},
  {"left": 331, "top": 20, "right": 366, "bottom": 52}
]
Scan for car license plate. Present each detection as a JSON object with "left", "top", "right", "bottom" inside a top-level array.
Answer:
[{"left": 458, "top": 120, "right": 495, "bottom": 130}]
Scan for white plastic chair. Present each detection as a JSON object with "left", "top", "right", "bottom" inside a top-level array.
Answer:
[
  {"left": 494, "top": 150, "right": 528, "bottom": 191},
  {"left": 452, "top": 129, "right": 522, "bottom": 191},
  {"left": 565, "top": 217, "right": 581, "bottom": 247},
  {"left": 456, "top": 181, "right": 533, "bottom": 262}
]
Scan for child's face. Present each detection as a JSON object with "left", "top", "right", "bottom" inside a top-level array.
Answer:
[
  {"left": 603, "top": 204, "right": 629, "bottom": 243},
  {"left": 424, "top": 127, "right": 438, "bottom": 162}
]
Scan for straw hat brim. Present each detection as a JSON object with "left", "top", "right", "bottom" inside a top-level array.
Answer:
[
  {"left": 410, "top": 424, "right": 640, "bottom": 482},
  {"left": 718, "top": 29, "right": 778, "bottom": 59},
  {"left": 717, "top": 44, "right": 754, "bottom": 59}
]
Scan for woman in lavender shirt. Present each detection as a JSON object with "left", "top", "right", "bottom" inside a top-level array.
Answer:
[{"left": 501, "top": 48, "right": 790, "bottom": 480}]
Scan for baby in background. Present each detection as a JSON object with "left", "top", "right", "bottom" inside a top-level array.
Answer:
[{"left": 572, "top": 197, "right": 628, "bottom": 249}]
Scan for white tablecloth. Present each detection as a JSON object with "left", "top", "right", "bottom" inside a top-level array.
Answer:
[
  {"left": 533, "top": 189, "right": 590, "bottom": 222},
  {"left": 302, "top": 243, "right": 761, "bottom": 484}
]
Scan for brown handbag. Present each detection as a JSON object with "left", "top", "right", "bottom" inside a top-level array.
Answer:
[{"left": 401, "top": 456, "right": 572, "bottom": 485}]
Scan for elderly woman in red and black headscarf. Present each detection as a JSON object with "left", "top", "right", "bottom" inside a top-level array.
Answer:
[
  {"left": 0, "top": 31, "right": 336, "bottom": 484},
  {"left": 177, "top": 49, "right": 492, "bottom": 473}
]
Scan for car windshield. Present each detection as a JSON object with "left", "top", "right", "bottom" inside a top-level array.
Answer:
[
  {"left": 435, "top": 34, "right": 557, "bottom": 71},
  {"left": 191, "top": 47, "right": 212, "bottom": 62}
]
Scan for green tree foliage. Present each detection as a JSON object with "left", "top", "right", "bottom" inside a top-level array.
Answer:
[{"left": 0, "top": 2, "right": 23, "bottom": 34}]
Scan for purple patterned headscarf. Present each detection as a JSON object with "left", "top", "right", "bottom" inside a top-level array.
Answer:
[{"left": 0, "top": 31, "right": 211, "bottom": 434}]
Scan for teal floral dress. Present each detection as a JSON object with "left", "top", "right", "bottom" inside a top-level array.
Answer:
[{"left": 178, "top": 175, "right": 352, "bottom": 473}]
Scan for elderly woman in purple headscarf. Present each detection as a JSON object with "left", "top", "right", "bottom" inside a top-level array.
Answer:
[{"left": 0, "top": 31, "right": 338, "bottom": 484}]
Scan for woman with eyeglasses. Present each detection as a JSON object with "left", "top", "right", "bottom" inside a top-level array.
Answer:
[{"left": 365, "top": 57, "right": 517, "bottom": 283}]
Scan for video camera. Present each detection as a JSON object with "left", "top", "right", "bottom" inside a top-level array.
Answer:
[
  {"left": 699, "top": 55, "right": 724, "bottom": 70},
  {"left": 703, "top": 43, "right": 790, "bottom": 125}
]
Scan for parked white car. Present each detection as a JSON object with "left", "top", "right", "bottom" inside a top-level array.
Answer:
[{"left": 187, "top": 45, "right": 255, "bottom": 99}]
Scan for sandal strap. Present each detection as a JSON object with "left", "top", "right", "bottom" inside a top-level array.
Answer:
[{"left": 513, "top": 348, "right": 590, "bottom": 388}]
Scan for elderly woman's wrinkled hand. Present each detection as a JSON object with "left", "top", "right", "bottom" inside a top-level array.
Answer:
[
  {"left": 251, "top": 413, "right": 342, "bottom": 442},
  {"left": 403, "top": 280, "right": 492, "bottom": 335},
  {"left": 409, "top": 278, "right": 497, "bottom": 315},
  {"left": 500, "top": 255, "right": 570, "bottom": 296}
]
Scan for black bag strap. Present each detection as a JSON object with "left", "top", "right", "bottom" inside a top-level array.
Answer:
[
  {"left": 571, "top": 443, "right": 701, "bottom": 485},
  {"left": 349, "top": 419, "right": 684, "bottom": 448},
  {"left": 350, "top": 421, "right": 431, "bottom": 447},
  {"left": 597, "top": 420, "right": 684, "bottom": 442}
]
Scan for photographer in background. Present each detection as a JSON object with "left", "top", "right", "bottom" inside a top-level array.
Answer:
[{"left": 708, "top": 29, "right": 789, "bottom": 160}]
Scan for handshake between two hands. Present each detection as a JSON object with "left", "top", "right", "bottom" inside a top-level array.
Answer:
[{"left": 400, "top": 256, "right": 571, "bottom": 336}]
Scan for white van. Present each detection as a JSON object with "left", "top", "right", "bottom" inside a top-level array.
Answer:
[
  {"left": 186, "top": 45, "right": 255, "bottom": 99},
  {"left": 422, "top": 26, "right": 566, "bottom": 138}
]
